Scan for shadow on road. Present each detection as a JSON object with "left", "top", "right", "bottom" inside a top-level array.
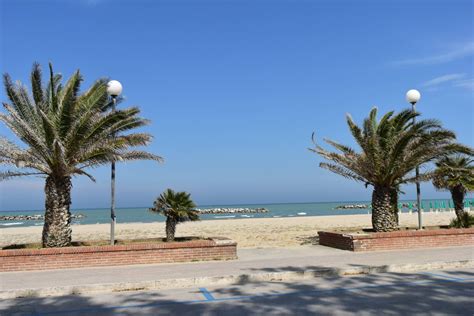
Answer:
[{"left": 1, "top": 268, "right": 473, "bottom": 315}]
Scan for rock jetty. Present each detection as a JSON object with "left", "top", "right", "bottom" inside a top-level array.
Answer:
[
  {"left": 334, "top": 204, "right": 369, "bottom": 210},
  {"left": 0, "top": 214, "right": 86, "bottom": 221},
  {"left": 195, "top": 208, "right": 269, "bottom": 214}
]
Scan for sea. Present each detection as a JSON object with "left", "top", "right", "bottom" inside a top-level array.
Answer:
[{"left": 1, "top": 198, "right": 473, "bottom": 228}]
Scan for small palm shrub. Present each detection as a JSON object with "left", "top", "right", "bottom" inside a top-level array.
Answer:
[
  {"left": 149, "top": 189, "right": 199, "bottom": 241},
  {"left": 449, "top": 212, "right": 474, "bottom": 228},
  {"left": 432, "top": 155, "right": 474, "bottom": 228}
]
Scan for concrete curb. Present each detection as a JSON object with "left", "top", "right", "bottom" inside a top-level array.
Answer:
[{"left": 1, "top": 259, "right": 472, "bottom": 299}]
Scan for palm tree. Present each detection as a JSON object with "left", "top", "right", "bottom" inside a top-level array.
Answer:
[
  {"left": 432, "top": 155, "right": 474, "bottom": 227},
  {"left": 0, "top": 63, "right": 163, "bottom": 248},
  {"left": 311, "top": 107, "right": 468, "bottom": 232},
  {"left": 149, "top": 189, "right": 199, "bottom": 241}
]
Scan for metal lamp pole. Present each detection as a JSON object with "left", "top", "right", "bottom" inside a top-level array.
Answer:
[
  {"left": 107, "top": 80, "right": 123, "bottom": 245},
  {"left": 406, "top": 89, "right": 422, "bottom": 230}
]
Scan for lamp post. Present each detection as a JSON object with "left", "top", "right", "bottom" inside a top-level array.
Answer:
[
  {"left": 406, "top": 89, "right": 422, "bottom": 230},
  {"left": 107, "top": 80, "right": 123, "bottom": 245}
]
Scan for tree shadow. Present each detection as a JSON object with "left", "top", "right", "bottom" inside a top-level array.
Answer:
[
  {"left": 296, "top": 235, "right": 319, "bottom": 246},
  {"left": 1, "top": 269, "right": 473, "bottom": 315}
]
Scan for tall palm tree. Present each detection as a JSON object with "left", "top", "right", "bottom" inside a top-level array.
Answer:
[
  {"left": 149, "top": 189, "right": 199, "bottom": 241},
  {"left": 432, "top": 155, "right": 474, "bottom": 227},
  {"left": 311, "top": 107, "right": 468, "bottom": 232},
  {"left": 0, "top": 63, "right": 163, "bottom": 248}
]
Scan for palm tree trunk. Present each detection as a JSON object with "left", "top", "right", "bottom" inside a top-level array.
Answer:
[
  {"left": 390, "top": 188, "right": 399, "bottom": 225},
  {"left": 42, "top": 175, "right": 72, "bottom": 248},
  {"left": 165, "top": 217, "right": 177, "bottom": 242},
  {"left": 372, "top": 185, "right": 398, "bottom": 232},
  {"left": 450, "top": 185, "right": 467, "bottom": 225}
]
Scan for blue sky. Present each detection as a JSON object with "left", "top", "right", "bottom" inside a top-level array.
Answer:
[{"left": 0, "top": 0, "right": 473, "bottom": 210}]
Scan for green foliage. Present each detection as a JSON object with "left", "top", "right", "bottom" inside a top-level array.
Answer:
[
  {"left": 0, "top": 63, "right": 163, "bottom": 181},
  {"left": 449, "top": 212, "right": 474, "bottom": 228},
  {"left": 311, "top": 107, "right": 469, "bottom": 189},
  {"left": 432, "top": 155, "right": 474, "bottom": 192},
  {"left": 149, "top": 188, "right": 199, "bottom": 223}
]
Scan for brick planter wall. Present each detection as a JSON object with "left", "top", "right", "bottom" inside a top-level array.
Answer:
[
  {"left": 318, "top": 228, "right": 474, "bottom": 252},
  {"left": 0, "top": 238, "right": 237, "bottom": 272}
]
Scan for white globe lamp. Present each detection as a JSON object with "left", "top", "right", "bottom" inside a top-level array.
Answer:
[
  {"left": 406, "top": 89, "right": 421, "bottom": 105},
  {"left": 107, "top": 80, "right": 123, "bottom": 97},
  {"left": 15, "top": 160, "right": 25, "bottom": 168}
]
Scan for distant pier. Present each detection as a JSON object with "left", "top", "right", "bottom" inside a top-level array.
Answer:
[
  {"left": 334, "top": 204, "right": 369, "bottom": 210},
  {"left": 196, "top": 207, "right": 269, "bottom": 214},
  {"left": 0, "top": 214, "right": 86, "bottom": 221}
]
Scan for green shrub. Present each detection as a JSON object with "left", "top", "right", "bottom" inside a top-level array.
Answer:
[{"left": 449, "top": 212, "right": 474, "bottom": 228}]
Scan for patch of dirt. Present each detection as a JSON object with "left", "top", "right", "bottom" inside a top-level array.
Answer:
[{"left": 1, "top": 236, "right": 207, "bottom": 250}]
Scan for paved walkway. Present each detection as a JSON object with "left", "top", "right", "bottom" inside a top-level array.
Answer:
[{"left": 1, "top": 246, "right": 473, "bottom": 297}]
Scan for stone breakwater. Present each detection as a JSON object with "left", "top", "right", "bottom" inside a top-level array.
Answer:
[
  {"left": 195, "top": 208, "right": 269, "bottom": 214},
  {"left": 0, "top": 214, "right": 86, "bottom": 221},
  {"left": 334, "top": 204, "right": 370, "bottom": 210}
]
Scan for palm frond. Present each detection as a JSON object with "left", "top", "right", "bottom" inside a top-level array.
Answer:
[
  {"left": 0, "top": 170, "right": 45, "bottom": 181},
  {"left": 311, "top": 106, "right": 468, "bottom": 189},
  {"left": 30, "top": 62, "right": 44, "bottom": 108},
  {"left": 1, "top": 62, "right": 162, "bottom": 182}
]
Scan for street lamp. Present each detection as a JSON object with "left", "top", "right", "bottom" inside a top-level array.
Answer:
[
  {"left": 406, "top": 89, "right": 422, "bottom": 230},
  {"left": 15, "top": 160, "right": 25, "bottom": 168},
  {"left": 107, "top": 80, "right": 123, "bottom": 245}
]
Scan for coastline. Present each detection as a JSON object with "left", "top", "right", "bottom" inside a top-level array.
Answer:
[{"left": 0, "top": 212, "right": 459, "bottom": 248}]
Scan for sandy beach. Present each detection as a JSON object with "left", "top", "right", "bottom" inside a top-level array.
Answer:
[{"left": 0, "top": 212, "right": 460, "bottom": 248}]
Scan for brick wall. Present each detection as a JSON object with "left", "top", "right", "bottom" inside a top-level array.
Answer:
[
  {"left": 318, "top": 228, "right": 474, "bottom": 252},
  {"left": 0, "top": 238, "right": 237, "bottom": 272}
]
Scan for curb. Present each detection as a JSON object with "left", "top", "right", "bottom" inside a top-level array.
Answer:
[{"left": 1, "top": 259, "right": 472, "bottom": 299}]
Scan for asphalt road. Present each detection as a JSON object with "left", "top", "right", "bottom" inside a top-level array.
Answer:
[{"left": 2, "top": 268, "right": 473, "bottom": 316}]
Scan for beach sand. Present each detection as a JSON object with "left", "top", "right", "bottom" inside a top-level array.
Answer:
[{"left": 0, "top": 212, "right": 460, "bottom": 248}]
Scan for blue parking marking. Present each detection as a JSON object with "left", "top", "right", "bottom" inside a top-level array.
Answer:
[{"left": 199, "top": 288, "right": 216, "bottom": 301}]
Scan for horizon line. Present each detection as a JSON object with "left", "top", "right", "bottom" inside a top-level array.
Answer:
[{"left": 1, "top": 197, "right": 470, "bottom": 213}]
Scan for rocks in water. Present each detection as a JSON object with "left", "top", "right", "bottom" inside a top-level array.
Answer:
[
  {"left": 334, "top": 204, "right": 369, "bottom": 210},
  {"left": 0, "top": 214, "right": 86, "bottom": 221},
  {"left": 196, "top": 207, "right": 269, "bottom": 214}
]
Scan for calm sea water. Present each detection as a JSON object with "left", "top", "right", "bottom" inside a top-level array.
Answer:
[{"left": 1, "top": 199, "right": 472, "bottom": 228}]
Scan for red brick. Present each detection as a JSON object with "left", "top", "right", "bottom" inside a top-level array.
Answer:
[
  {"left": 318, "top": 228, "right": 474, "bottom": 251},
  {"left": 0, "top": 238, "right": 237, "bottom": 272}
]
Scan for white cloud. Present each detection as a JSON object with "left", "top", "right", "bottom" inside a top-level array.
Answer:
[
  {"left": 393, "top": 42, "right": 474, "bottom": 66},
  {"left": 60, "top": 0, "right": 109, "bottom": 7},
  {"left": 422, "top": 73, "right": 466, "bottom": 87},
  {"left": 453, "top": 79, "right": 474, "bottom": 91}
]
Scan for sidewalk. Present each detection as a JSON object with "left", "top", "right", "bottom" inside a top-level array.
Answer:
[{"left": 1, "top": 245, "right": 473, "bottom": 299}]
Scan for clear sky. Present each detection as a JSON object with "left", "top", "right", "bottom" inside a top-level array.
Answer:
[{"left": 0, "top": 0, "right": 473, "bottom": 210}]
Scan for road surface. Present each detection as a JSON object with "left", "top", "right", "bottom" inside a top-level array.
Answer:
[{"left": 2, "top": 268, "right": 473, "bottom": 315}]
